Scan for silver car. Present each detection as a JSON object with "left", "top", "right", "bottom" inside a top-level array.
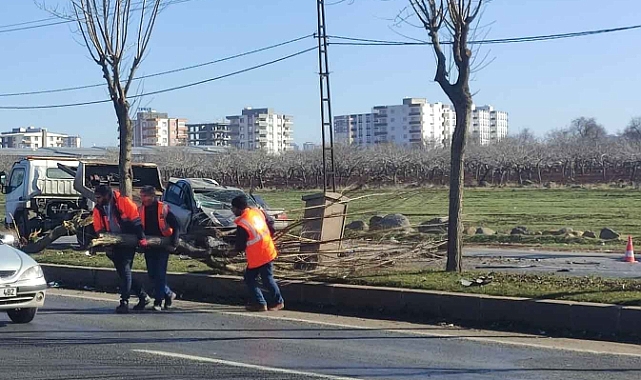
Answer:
[{"left": 0, "top": 234, "right": 47, "bottom": 323}]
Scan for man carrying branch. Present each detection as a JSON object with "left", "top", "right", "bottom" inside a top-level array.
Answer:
[
  {"left": 93, "top": 185, "right": 150, "bottom": 314},
  {"left": 139, "top": 186, "right": 179, "bottom": 312},
  {"left": 230, "top": 196, "right": 284, "bottom": 312}
]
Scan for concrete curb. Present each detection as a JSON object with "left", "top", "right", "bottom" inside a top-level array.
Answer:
[{"left": 41, "top": 264, "right": 641, "bottom": 339}]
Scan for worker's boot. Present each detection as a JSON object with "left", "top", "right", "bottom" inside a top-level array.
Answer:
[
  {"left": 152, "top": 301, "right": 163, "bottom": 312},
  {"left": 164, "top": 291, "right": 176, "bottom": 310},
  {"left": 115, "top": 300, "right": 129, "bottom": 314},
  {"left": 268, "top": 302, "right": 285, "bottom": 311},
  {"left": 245, "top": 304, "right": 268, "bottom": 312},
  {"left": 133, "top": 296, "right": 152, "bottom": 311}
]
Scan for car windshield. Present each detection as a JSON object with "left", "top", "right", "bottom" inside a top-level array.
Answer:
[{"left": 194, "top": 189, "right": 257, "bottom": 210}]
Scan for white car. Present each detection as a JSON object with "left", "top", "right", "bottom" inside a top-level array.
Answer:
[{"left": 0, "top": 234, "right": 46, "bottom": 323}]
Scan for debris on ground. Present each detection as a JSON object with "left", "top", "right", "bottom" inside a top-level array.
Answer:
[{"left": 460, "top": 276, "right": 494, "bottom": 287}]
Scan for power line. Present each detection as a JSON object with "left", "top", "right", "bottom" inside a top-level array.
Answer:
[
  {"left": 0, "top": 46, "right": 316, "bottom": 110},
  {"left": 0, "top": 34, "right": 313, "bottom": 97},
  {"left": 0, "top": 0, "right": 196, "bottom": 34},
  {"left": 327, "top": 23, "right": 641, "bottom": 46}
]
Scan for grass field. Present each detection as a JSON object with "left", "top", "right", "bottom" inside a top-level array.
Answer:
[
  {"left": 36, "top": 250, "right": 641, "bottom": 306},
  {"left": 259, "top": 187, "right": 641, "bottom": 237}
]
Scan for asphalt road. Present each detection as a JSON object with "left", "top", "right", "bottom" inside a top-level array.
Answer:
[
  {"left": 0, "top": 289, "right": 639, "bottom": 380},
  {"left": 464, "top": 247, "right": 641, "bottom": 278}
]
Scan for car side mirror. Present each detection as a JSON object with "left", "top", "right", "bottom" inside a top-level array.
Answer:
[
  {"left": 2, "top": 185, "right": 10, "bottom": 195},
  {"left": 0, "top": 172, "right": 6, "bottom": 187}
]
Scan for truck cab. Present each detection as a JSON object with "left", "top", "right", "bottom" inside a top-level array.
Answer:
[{"left": 1, "top": 157, "right": 83, "bottom": 239}]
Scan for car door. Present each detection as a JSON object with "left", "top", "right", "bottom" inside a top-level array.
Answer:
[
  {"left": 4, "top": 166, "right": 27, "bottom": 224},
  {"left": 162, "top": 181, "right": 193, "bottom": 233}
]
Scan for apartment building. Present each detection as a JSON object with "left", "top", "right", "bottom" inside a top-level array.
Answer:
[
  {"left": 186, "top": 122, "right": 231, "bottom": 147},
  {"left": 227, "top": 107, "right": 293, "bottom": 154},
  {"left": 133, "top": 108, "right": 188, "bottom": 147},
  {"left": 335, "top": 98, "right": 508, "bottom": 147},
  {"left": 335, "top": 98, "right": 455, "bottom": 148},
  {"left": 0, "top": 127, "right": 81, "bottom": 149},
  {"left": 471, "top": 105, "right": 509, "bottom": 145}
]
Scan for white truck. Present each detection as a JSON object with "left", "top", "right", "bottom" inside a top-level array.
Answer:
[
  {"left": 1, "top": 157, "right": 85, "bottom": 240},
  {"left": 1, "top": 156, "right": 163, "bottom": 246}
]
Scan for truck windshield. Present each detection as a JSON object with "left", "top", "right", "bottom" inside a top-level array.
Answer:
[{"left": 46, "top": 168, "right": 74, "bottom": 179}]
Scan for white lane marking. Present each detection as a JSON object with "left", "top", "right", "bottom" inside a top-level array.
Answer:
[
  {"left": 51, "top": 290, "right": 641, "bottom": 358},
  {"left": 133, "top": 349, "right": 362, "bottom": 380}
]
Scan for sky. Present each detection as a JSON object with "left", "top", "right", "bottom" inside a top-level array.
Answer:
[{"left": 0, "top": 0, "right": 640, "bottom": 147}]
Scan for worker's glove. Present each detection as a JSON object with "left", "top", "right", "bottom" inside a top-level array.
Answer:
[{"left": 139, "top": 239, "right": 149, "bottom": 248}]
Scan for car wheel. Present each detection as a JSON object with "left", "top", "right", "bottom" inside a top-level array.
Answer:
[{"left": 7, "top": 308, "right": 37, "bottom": 324}]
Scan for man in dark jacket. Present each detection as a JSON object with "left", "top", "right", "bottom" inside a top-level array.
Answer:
[
  {"left": 139, "top": 186, "right": 180, "bottom": 311},
  {"left": 93, "top": 185, "right": 150, "bottom": 314}
]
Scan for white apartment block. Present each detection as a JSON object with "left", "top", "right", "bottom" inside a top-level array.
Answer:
[
  {"left": 335, "top": 98, "right": 455, "bottom": 148},
  {"left": 227, "top": 107, "right": 293, "bottom": 154},
  {"left": 134, "top": 108, "right": 188, "bottom": 147},
  {"left": 471, "top": 105, "right": 508, "bottom": 145},
  {"left": 335, "top": 98, "right": 507, "bottom": 147},
  {"left": 0, "top": 127, "right": 81, "bottom": 149}
]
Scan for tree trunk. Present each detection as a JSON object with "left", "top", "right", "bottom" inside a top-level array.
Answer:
[
  {"left": 115, "top": 100, "right": 133, "bottom": 197},
  {"left": 446, "top": 101, "right": 470, "bottom": 273}
]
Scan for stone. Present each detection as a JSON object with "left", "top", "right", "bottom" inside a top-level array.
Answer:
[
  {"left": 346, "top": 220, "right": 368, "bottom": 232},
  {"left": 378, "top": 214, "right": 412, "bottom": 231},
  {"left": 599, "top": 228, "right": 620, "bottom": 240},
  {"left": 583, "top": 230, "right": 597, "bottom": 239},
  {"left": 369, "top": 215, "right": 385, "bottom": 231},
  {"left": 476, "top": 227, "right": 496, "bottom": 236},
  {"left": 511, "top": 226, "right": 528, "bottom": 235},
  {"left": 464, "top": 227, "right": 478, "bottom": 235},
  {"left": 418, "top": 217, "right": 449, "bottom": 234},
  {"left": 522, "top": 180, "right": 534, "bottom": 186}
]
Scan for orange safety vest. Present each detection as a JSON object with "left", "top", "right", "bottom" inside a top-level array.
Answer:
[
  {"left": 93, "top": 191, "right": 141, "bottom": 233},
  {"left": 139, "top": 201, "right": 174, "bottom": 237},
  {"left": 235, "top": 208, "right": 278, "bottom": 269}
]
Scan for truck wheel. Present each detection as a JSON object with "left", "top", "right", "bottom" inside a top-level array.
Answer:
[{"left": 7, "top": 308, "right": 37, "bottom": 324}]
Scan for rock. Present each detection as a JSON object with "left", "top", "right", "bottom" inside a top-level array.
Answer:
[
  {"left": 369, "top": 215, "right": 385, "bottom": 231},
  {"left": 599, "top": 228, "right": 620, "bottom": 240},
  {"left": 346, "top": 220, "right": 368, "bottom": 232},
  {"left": 543, "top": 181, "right": 557, "bottom": 189},
  {"left": 464, "top": 227, "right": 478, "bottom": 235},
  {"left": 377, "top": 214, "right": 411, "bottom": 231},
  {"left": 522, "top": 180, "right": 534, "bottom": 186},
  {"left": 476, "top": 227, "right": 496, "bottom": 236},
  {"left": 479, "top": 181, "right": 489, "bottom": 187},
  {"left": 583, "top": 230, "right": 597, "bottom": 239},
  {"left": 550, "top": 227, "right": 573, "bottom": 236},
  {"left": 511, "top": 226, "right": 528, "bottom": 235},
  {"left": 418, "top": 217, "right": 449, "bottom": 234},
  {"left": 533, "top": 231, "right": 543, "bottom": 235}
]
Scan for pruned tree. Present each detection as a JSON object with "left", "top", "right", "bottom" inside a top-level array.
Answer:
[
  {"left": 52, "top": 0, "right": 163, "bottom": 197},
  {"left": 409, "top": 0, "right": 485, "bottom": 272},
  {"left": 623, "top": 117, "right": 641, "bottom": 142}
]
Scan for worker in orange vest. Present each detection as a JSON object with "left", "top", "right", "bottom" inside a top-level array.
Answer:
[
  {"left": 93, "top": 185, "right": 150, "bottom": 314},
  {"left": 139, "top": 186, "right": 180, "bottom": 311},
  {"left": 230, "top": 195, "right": 284, "bottom": 312}
]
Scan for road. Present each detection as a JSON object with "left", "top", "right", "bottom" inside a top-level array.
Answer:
[
  {"left": 464, "top": 247, "right": 641, "bottom": 278},
  {"left": 0, "top": 289, "right": 639, "bottom": 379}
]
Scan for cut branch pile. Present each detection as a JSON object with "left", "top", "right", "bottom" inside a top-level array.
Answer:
[{"left": 21, "top": 188, "right": 447, "bottom": 279}]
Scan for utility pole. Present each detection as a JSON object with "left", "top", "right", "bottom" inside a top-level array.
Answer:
[{"left": 316, "top": 0, "right": 336, "bottom": 193}]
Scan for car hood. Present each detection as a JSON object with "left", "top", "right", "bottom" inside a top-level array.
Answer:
[{"left": 0, "top": 244, "right": 34, "bottom": 281}]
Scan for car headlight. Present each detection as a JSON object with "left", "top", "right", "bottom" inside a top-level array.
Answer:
[{"left": 19, "top": 265, "right": 44, "bottom": 281}]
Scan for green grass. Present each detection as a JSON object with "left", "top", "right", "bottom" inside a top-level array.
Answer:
[
  {"left": 346, "top": 270, "right": 641, "bottom": 306},
  {"left": 35, "top": 249, "right": 641, "bottom": 306},
  {"left": 259, "top": 187, "right": 641, "bottom": 238},
  {"left": 35, "top": 250, "right": 219, "bottom": 274}
]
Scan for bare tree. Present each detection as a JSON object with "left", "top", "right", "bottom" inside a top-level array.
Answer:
[
  {"left": 54, "top": 0, "right": 163, "bottom": 196},
  {"left": 409, "top": 0, "right": 485, "bottom": 272},
  {"left": 623, "top": 117, "right": 641, "bottom": 142}
]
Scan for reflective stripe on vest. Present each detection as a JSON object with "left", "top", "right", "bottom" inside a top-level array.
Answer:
[{"left": 140, "top": 201, "right": 174, "bottom": 237}]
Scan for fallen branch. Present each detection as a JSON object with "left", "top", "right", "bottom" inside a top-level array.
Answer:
[{"left": 88, "top": 232, "right": 227, "bottom": 259}]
